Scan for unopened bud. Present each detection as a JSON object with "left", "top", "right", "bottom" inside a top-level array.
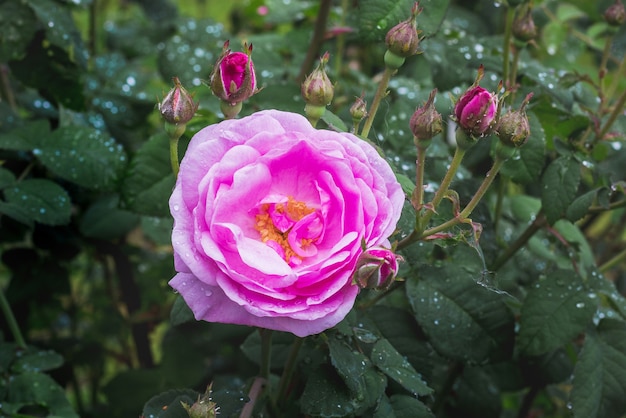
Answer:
[
  {"left": 158, "top": 77, "right": 198, "bottom": 125},
  {"left": 497, "top": 93, "right": 532, "bottom": 148},
  {"left": 182, "top": 384, "right": 219, "bottom": 418},
  {"left": 301, "top": 52, "right": 334, "bottom": 107},
  {"left": 454, "top": 65, "right": 498, "bottom": 138},
  {"left": 512, "top": 9, "right": 537, "bottom": 43},
  {"left": 604, "top": 0, "right": 626, "bottom": 26},
  {"left": 410, "top": 89, "right": 442, "bottom": 143},
  {"left": 350, "top": 93, "right": 368, "bottom": 124},
  {"left": 210, "top": 41, "right": 257, "bottom": 106},
  {"left": 385, "top": 2, "right": 422, "bottom": 58},
  {"left": 353, "top": 247, "right": 402, "bottom": 290}
]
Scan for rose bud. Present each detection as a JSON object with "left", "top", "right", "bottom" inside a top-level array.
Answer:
[
  {"left": 410, "top": 88, "right": 442, "bottom": 144},
  {"left": 158, "top": 77, "right": 198, "bottom": 125},
  {"left": 384, "top": 2, "right": 423, "bottom": 69},
  {"left": 350, "top": 93, "right": 368, "bottom": 123},
  {"left": 512, "top": 9, "right": 537, "bottom": 43},
  {"left": 497, "top": 92, "right": 533, "bottom": 148},
  {"left": 210, "top": 41, "right": 257, "bottom": 106},
  {"left": 353, "top": 247, "right": 402, "bottom": 290},
  {"left": 454, "top": 66, "right": 498, "bottom": 138},
  {"left": 604, "top": 0, "right": 626, "bottom": 26},
  {"left": 301, "top": 52, "right": 334, "bottom": 107}
]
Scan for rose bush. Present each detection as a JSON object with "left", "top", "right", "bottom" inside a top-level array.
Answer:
[{"left": 169, "top": 110, "right": 404, "bottom": 337}]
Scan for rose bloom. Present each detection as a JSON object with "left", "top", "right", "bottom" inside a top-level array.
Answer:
[
  {"left": 454, "top": 85, "right": 498, "bottom": 137},
  {"left": 170, "top": 110, "right": 404, "bottom": 337}
]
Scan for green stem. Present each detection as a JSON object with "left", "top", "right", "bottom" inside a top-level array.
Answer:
[
  {"left": 418, "top": 146, "right": 467, "bottom": 231},
  {"left": 0, "top": 289, "right": 27, "bottom": 348},
  {"left": 360, "top": 66, "right": 395, "bottom": 139},
  {"left": 259, "top": 328, "right": 273, "bottom": 380},
  {"left": 297, "top": 0, "right": 332, "bottom": 84},
  {"left": 599, "top": 247, "right": 626, "bottom": 274},
  {"left": 412, "top": 144, "right": 428, "bottom": 213},
  {"left": 605, "top": 47, "right": 626, "bottom": 104},
  {"left": 334, "top": 0, "right": 349, "bottom": 78},
  {"left": 598, "top": 86, "right": 626, "bottom": 141},
  {"left": 420, "top": 156, "right": 506, "bottom": 239},
  {"left": 490, "top": 211, "right": 546, "bottom": 271},
  {"left": 276, "top": 337, "right": 304, "bottom": 405},
  {"left": 165, "top": 122, "right": 186, "bottom": 178},
  {"left": 502, "top": 6, "right": 515, "bottom": 88},
  {"left": 459, "top": 157, "right": 506, "bottom": 218}
]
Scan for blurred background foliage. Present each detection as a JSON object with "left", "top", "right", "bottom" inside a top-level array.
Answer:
[{"left": 1, "top": 0, "right": 626, "bottom": 417}]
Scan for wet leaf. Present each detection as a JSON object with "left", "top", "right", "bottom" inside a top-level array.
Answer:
[{"left": 0, "top": 179, "right": 71, "bottom": 226}]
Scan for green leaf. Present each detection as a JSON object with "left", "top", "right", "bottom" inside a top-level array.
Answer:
[
  {"left": 358, "top": 0, "right": 450, "bottom": 42},
  {"left": 241, "top": 331, "right": 296, "bottom": 370},
  {"left": 0, "top": 1, "right": 38, "bottom": 62},
  {"left": 566, "top": 189, "right": 597, "bottom": 222},
  {"left": 35, "top": 126, "right": 127, "bottom": 190},
  {"left": 406, "top": 247, "right": 515, "bottom": 363},
  {"left": 571, "top": 319, "right": 626, "bottom": 418},
  {"left": 517, "top": 269, "right": 596, "bottom": 356},
  {"left": 321, "top": 109, "right": 348, "bottom": 132},
  {"left": 375, "top": 394, "right": 435, "bottom": 418},
  {"left": 142, "top": 389, "right": 199, "bottom": 418},
  {"left": 500, "top": 111, "right": 546, "bottom": 184},
  {"left": 122, "top": 132, "right": 175, "bottom": 217},
  {"left": 0, "top": 167, "right": 16, "bottom": 189},
  {"left": 541, "top": 155, "right": 581, "bottom": 225},
  {"left": 10, "top": 349, "right": 63, "bottom": 374},
  {"left": 327, "top": 334, "right": 387, "bottom": 412},
  {"left": 300, "top": 365, "right": 357, "bottom": 417},
  {"left": 170, "top": 295, "right": 195, "bottom": 326},
  {"left": 0, "top": 179, "right": 71, "bottom": 226},
  {"left": 370, "top": 338, "right": 433, "bottom": 396},
  {"left": 0, "top": 120, "right": 50, "bottom": 151},
  {"left": 25, "top": 0, "right": 88, "bottom": 66},
  {"left": 79, "top": 194, "right": 140, "bottom": 240},
  {"left": 6, "top": 372, "right": 79, "bottom": 418},
  {"left": 451, "top": 366, "right": 502, "bottom": 418}
]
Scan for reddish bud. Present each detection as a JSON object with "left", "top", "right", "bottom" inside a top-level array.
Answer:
[
  {"left": 605, "top": 0, "right": 626, "bottom": 26},
  {"left": 353, "top": 247, "right": 402, "bottom": 290},
  {"left": 410, "top": 89, "right": 443, "bottom": 142},
  {"left": 512, "top": 9, "right": 537, "bottom": 42},
  {"left": 158, "top": 77, "right": 198, "bottom": 125},
  {"left": 301, "top": 52, "right": 334, "bottom": 107},
  {"left": 497, "top": 93, "right": 533, "bottom": 148},
  {"left": 454, "top": 67, "right": 498, "bottom": 137},
  {"left": 385, "top": 2, "right": 422, "bottom": 59},
  {"left": 210, "top": 41, "right": 257, "bottom": 105}
]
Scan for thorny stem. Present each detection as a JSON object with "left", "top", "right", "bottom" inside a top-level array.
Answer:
[
  {"left": 360, "top": 66, "right": 395, "bottom": 139},
  {"left": 598, "top": 86, "right": 626, "bottom": 141},
  {"left": 239, "top": 377, "right": 268, "bottom": 418},
  {"left": 490, "top": 211, "right": 547, "bottom": 271},
  {"left": 276, "top": 337, "right": 304, "bottom": 405},
  {"left": 0, "top": 290, "right": 27, "bottom": 349},
  {"left": 297, "top": 0, "right": 332, "bottom": 84},
  {"left": 599, "top": 247, "right": 626, "bottom": 274},
  {"left": 418, "top": 146, "right": 468, "bottom": 231},
  {"left": 412, "top": 145, "right": 428, "bottom": 216},
  {"left": 502, "top": 6, "right": 516, "bottom": 89},
  {"left": 419, "top": 156, "right": 507, "bottom": 239}
]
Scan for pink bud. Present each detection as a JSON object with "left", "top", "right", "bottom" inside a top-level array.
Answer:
[
  {"left": 353, "top": 247, "right": 402, "bottom": 290},
  {"left": 454, "top": 85, "right": 498, "bottom": 137},
  {"left": 210, "top": 41, "right": 257, "bottom": 105},
  {"left": 158, "top": 77, "right": 198, "bottom": 125}
]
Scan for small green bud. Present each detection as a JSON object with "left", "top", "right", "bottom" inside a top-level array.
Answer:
[
  {"left": 512, "top": 9, "right": 537, "bottom": 43},
  {"left": 410, "top": 89, "right": 442, "bottom": 143},
  {"left": 385, "top": 2, "right": 422, "bottom": 59},
  {"left": 496, "top": 93, "right": 533, "bottom": 148},
  {"left": 605, "top": 0, "right": 626, "bottom": 26},
  {"left": 158, "top": 77, "right": 198, "bottom": 125},
  {"left": 301, "top": 52, "right": 334, "bottom": 107},
  {"left": 181, "top": 384, "right": 219, "bottom": 418},
  {"left": 350, "top": 93, "right": 368, "bottom": 123}
]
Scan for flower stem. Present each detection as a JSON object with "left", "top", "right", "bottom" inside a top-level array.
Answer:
[
  {"left": 165, "top": 122, "right": 186, "bottom": 178},
  {"left": 502, "top": 6, "right": 515, "bottom": 89},
  {"left": 420, "top": 155, "right": 506, "bottom": 239},
  {"left": 418, "top": 146, "right": 467, "bottom": 232},
  {"left": 411, "top": 144, "right": 428, "bottom": 213},
  {"left": 276, "top": 337, "right": 304, "bottom": 405},
  {"left": 598, "top": 85, "right": 626, "bottom": 141},
  {"left": 0, "top": 289, "right": 27, "bottom": 349},
  {"left": 297, "top": 0, "right": 332, "bottom": 84},
  {"left": 361, "top": 66, "right": 395, "bottom": 139},
  {"left": 239, "top": 377, "right": 267, "bottom": 418},
  {"left": 599, "top": 247, "right": 626, "bottom": 274},
  {"left": 259, "top": 328, "right": 273, "bottom": 380},
  {"left": 490, "top": 211, "right": 546, "bottom": 271}
]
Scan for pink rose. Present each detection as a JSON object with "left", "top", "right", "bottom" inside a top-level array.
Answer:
[
  {"left": 169, "top": 110, "right": 404, "bottom": 337},
  {"left": 454, "top": 85, "right": 498, "bottom": 137}
]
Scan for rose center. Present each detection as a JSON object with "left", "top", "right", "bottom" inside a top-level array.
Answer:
[{"left": 254, "top": 197, "right": 323, "bottom": 266}]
